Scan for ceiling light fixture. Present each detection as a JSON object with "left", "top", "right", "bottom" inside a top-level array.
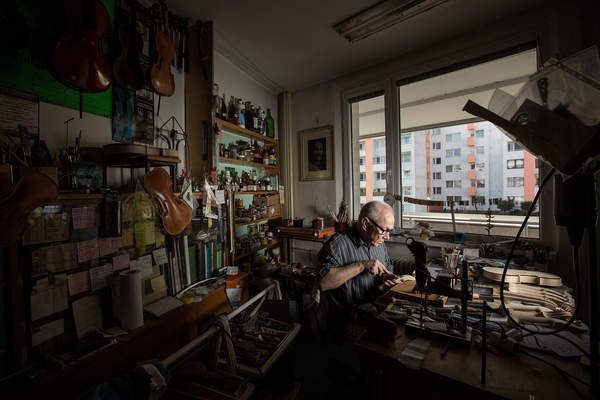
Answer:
[{"left": 333, "top": 0, "right": 449, "bottom": 43}]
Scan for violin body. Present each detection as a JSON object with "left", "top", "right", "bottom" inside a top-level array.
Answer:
[
  {"left": 53, "top": 0, "right": 112, "bottom": 93},
  {"left": 0, "top": 172, "right": 58, "bottom": 246},
  {"left": 113, "top": 3, "right": 144, "bottom": 89},
  {"left": 144, "top": 168, "right": 190, "bottom": 236},
  {"left": 150, "top": 1, "right": 175, "bottom": 96}
]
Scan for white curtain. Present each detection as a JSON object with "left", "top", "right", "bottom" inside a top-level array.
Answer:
[{"left": 278, "top": 92, "right": 294, "bottom": 218}]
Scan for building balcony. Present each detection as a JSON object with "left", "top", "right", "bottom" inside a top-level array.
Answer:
[
  {"left": 468, "top": 170, "right": 476, "bottom": 180},
  {"left": 467, "top": 154, "right": 476, "bottom": 163},
  {"left": 469, "top": 187, "right": 477, "bottom": 196},
  {"left": 467, "top": 136, "right": 475, "bottom": 147}
]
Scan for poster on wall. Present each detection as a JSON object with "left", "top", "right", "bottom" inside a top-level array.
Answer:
[{"left": 111, "top": 86, "right": 154, "bottom": 143}]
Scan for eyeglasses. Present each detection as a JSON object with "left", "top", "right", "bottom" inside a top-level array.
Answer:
[{"left": 367, "top": 217, "right": 393, "bottom": 236}]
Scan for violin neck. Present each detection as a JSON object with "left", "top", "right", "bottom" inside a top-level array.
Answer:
[{"left": 161, "top": 0, "right": 169, "bottom": 34}]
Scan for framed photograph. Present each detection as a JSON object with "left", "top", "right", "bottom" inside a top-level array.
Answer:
[{"left": 300, "top": 125, "right": 334, "bottom": 181}]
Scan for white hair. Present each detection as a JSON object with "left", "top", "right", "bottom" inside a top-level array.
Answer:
[{"left": 359, "top": 200, "right": 393, "bottom": 222}]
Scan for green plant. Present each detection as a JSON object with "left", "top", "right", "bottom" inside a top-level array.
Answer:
[
  {"left": 485, "top": 207, "right": 494, "bottom": 236},
  {"left": 497, "top": 199, "right": 515, "bottom": 213}
]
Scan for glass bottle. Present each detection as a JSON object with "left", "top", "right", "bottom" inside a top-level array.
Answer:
[
  {"left": 265, "top": 108, "right": 275, "bottom": 138},
  {"left": 220, "top": 93, "right": 227, "bottom": 119},
  {"left": 238, "top": 99, "right": 245, "bottom": 128},
  {"left": 227, "top": 96, "right": 236, "bottom": 120},
  {"left": 257, "top": 107, "right": 264, "bottom": 134},
  {"left": 244, "top": 101, "right": 253, "bottom": 130}
]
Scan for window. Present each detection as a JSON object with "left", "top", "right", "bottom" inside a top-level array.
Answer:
[
  {"left": 373, "top": 156, "right": 386, "bottom": 164},
  {"left": 476, "top": 146, "right": 485, "bottom": 154},
  {"left": 472, "top": 196, "right": 486, "bottom": 204},
  {"left": 402, "top": 186, "right": 412, "bottom": 196},
  {"left": 359, "top": 143, "right": 364, "bottom": 151},
  {"left": 431, "top": 129, "right": 441, "bottom": 136},
  {"left": 446, "top": 165, "right": 453, "bottom": 173},
  {"left": 432, "top": 157, "right": 441, "bottom": 164},
  {"left": 446, "top": 148, "right": 461, "bottom": 158},
  {"left": 359, "top": 157, "right": 365, "bottom": 165},
  {"left": 359, "top": 173, "right": 365, "bottom": 181},
  {"left": 432, "top": 142, "right": 441, "bottom": 150},
  {"left": 403, "top": 170, "right": 411, "bottom": 177},
  {"left": 375, "top": 172, "right": 386, "bottom": 181},
  {"left": 446, "top": 133, "right": 460, "bottom": 142},
  {"left": 507, "top": 177, "right": 524, "bottom": 187},
  {"left": 446, "top": 180, "right": 461, "bottom": 188},
  {"left": 507, "top": 141, "right": 523, "bottom": 152},
  {"left": 433, "top": 172, "right": 441, "bottom": 180},
  {"left": 433, "top": 187, "right": 442, "bottom": 195},
  {"left": 401, "top": 134, "right": 411, "bottom": 145},
  {"left": 507, "top": 159, "right": 524, "bottom": 169},
  {"left": 475, "top": 129, "right": 484, "bottom": 138},
  {"left": 446, "top": 196, "right": 461, "bottom": 202},
  {"left": 401, "top": 152, "right": 412, "bottom": 162},
  {"left": 475, "top": 163, "right": 485, "bottom": 171},
  {"left": 477, "top": 180, "right": 485, "bottom": 188}
]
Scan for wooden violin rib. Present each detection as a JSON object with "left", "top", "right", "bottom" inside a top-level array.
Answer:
[{"left": 483, "top": 266, "right": 563, "bottom": 287}]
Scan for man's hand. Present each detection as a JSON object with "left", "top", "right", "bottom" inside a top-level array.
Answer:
[
  {"left": 363, "top": 259, "right": 388, "bottom": 275},
  {"left": 383, "top": 274, "right": 402, "bottom": 288}
]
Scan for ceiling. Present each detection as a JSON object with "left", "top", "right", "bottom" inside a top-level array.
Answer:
[{"left": 168, "top": 0, "right": 544, "bottom": 92}]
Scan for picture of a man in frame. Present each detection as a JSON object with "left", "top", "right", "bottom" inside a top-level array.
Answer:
[{"left": 308, "top": 138, "right": 327, "bottom": 171}]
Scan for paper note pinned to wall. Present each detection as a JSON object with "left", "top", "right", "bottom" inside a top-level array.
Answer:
[
  {"left": 131, "top": 255, "right": 153, "bottom": 279},
  {"left": 72, "top": 295, "right": 102, "bottom": 339},
  {"left": 90, "top": 264, "right": 114, "bottom": 291},
  {"left": 112, "top": 253, "right": 130, "bottom": 271},
  {"left": 153, "top": 248, "right": 168, "bottom": 265},
  {"left": 215, "top": 190, "right": 225, "bottom": 204},
  {"left": 77, "top": 239, "right": 99, "bottom": 263},
  {"left": 134, "top": 221, "right": 155, "bottom": 247},
  {"left": 72, "top": 207, "right": 98, "bottom": 229},
  {"left": 23, "top": 212, "right": 70, "bottom": 245},
  {"left": 98, "top": 237, "right": 121, "bottom": 256},
  {"left": 32, "top": 243, "right": 77, "bottom": 276},
  {"left": 31, "top": 319, "right": 64, "bottom": 347},
  {"left": 68, "top": 271, "right": 90, "bottom": 296},
  {"left": 30, "top": 274, "right": 68, "bottom": 321}
]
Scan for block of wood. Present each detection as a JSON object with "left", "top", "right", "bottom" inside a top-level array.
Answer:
[{"left": 389, "top": 280, "right": 446, "bottom": 307}]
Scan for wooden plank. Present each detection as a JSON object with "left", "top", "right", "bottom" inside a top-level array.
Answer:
[{"left": 235, "top": 216, "right": 281, "bottom": 227}]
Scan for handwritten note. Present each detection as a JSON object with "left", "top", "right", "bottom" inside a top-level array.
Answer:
[
  {"left": 99, "top": 237, "right": 121, "bottom": 256},
  {"left": 32, "top": 243, "right": 77, "bottom": 275},
  {"left": 31, "top": 319, "right": 64, "bottom": 347},
  {"left": 131, "top": 255, "right": 153, "bottom": 279},
  {"left": 135, "top": 221, "right": 155, "bottom": 247},
  {"left": 67, "top": 271, "right": 90, "bottom": 296},
  {"left": 77, "top": 240, "right": 99, "bottom": 263},
  {"left": 72, "top": 207, "right": 98, "bottom": 229},
  {"left": 72, "top": 295, "right": 102, "bottom": 339},
  {"left": 90, "top": 264, "right": 113, "bottom": 291},
  {"left": 30, "top": 274, "right": 68, "bottom": 321},
  {"left": 215, "top": 190, "right": 225, "bottom": 204},
  {"left": 23, "top": 212, "right": 70, "bottom": 245},
  {"left": 153, "top": 248, "right": 168, "bottom": 265},
  {"left": 112, "top": 253, "right": 130, "bottom": 271}
]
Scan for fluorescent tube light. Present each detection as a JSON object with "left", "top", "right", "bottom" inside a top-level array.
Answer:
[{"left": 333, "top": 0, "right": 449, "bottom": 43}]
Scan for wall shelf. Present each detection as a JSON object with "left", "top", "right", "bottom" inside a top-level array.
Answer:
[
  {"left": 234, "top": 240, "right": 282, "bottom": 260},
  {"left": 233, "top": 191, "right": 278, "bottom": 196},
  {"left": 217, "top": 118, "right": 277, "bottom": 144},
  {"left": 219, "top": 157, "right": 279, "bottom": 171},
  {"left": 235, "top": 216, "right": 281, "bottom": 227}
]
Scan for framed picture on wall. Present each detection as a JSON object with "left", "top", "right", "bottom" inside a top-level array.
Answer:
[{"left": 300, "top": 125, "right": 334, "bottom": 181}]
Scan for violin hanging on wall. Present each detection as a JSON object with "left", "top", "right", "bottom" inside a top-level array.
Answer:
[
  {"left": 113, "top": 0, "right": 144, "bottom": 90},
  {"left": 52, "top": 0, "right": 112, "bottom": 93},
  {"left": 150, "top": 0, "right": 175, "bottom": 97},
  {"left": 144, "top": 168, "right": 190, "bottom": 236}
]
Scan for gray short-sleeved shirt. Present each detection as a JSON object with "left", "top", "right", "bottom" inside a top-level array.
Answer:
[{"left": 317, "top": 227, "right": 392, "bottom": 308}]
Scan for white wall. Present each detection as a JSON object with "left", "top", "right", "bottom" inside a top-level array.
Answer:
[
  {"left": 38, "top": 68, "right": 185, "bottom": 186},
  {"left": 214, "top": 52, "right": 278, "bottom": 138}
]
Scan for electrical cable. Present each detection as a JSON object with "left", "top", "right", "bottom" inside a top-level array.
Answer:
[
  {"left": 499, "top": 167, "right": 583, "bottom": 335},
  {"left": 519, "top": 348, "right": 590, "bottom": 390}
]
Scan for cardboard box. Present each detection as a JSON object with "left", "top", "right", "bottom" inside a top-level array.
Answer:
[{"left": 253, "top": 194, "right": 280, "bottom": 207}]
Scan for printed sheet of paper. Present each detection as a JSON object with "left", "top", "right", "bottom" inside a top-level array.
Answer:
[
  {"left": 153, "top": 248, "right": 168, "bottom": 265},
  {"left": 135, "top": 221, "right": 155, "bottom": 247},
  {"left": 215, "top": 190, "right": 225, "bottom": 204},
  {"left": 72, "top": 207, "right": 98, "bottom": 229},
  {"left": 121, "top": 227, "right": 134, "bottom": 248},
  {"left": 68, "top": 271, "right": 90, "bottom": 296},
  {"left": 77, "top": 240, "right": 99, "bottom": 263},
  {"left": 131, "top": 255, "right": 153, "bottom": 279},
  {"left": 99, "top": 237, "right": 121, "bottom": 256},
  {"left": 31, "top": 319, "right": 64, "bottom": 347},
  {"left": 112, "top": 254, "right": 130, "bottom": 271},
  {"left": 72, "top": 295, "right": 102, "bottom": 339},
  {"left": 32, "top": 243, "right": 77, "bottom": 276},
  {"left": 30, "top": 274, "right": 68, "bottom": 321},
  {"left": 23, "top": 213, "right": 70, "bottom": 245},
  {"left": 90, "top": 264, "right": 113, "bottom": 291}
]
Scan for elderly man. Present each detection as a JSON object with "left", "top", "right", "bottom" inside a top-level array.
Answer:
[{"left": 318, "top": 201, "right": 400, "bottom": 313}]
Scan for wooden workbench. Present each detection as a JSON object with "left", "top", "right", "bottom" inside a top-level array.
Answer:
[{"left": 353, "top": 324, "right": 589, "bottom": 399}]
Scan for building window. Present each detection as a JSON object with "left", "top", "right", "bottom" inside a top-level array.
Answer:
[
  {"left": 403, "top": 170, "right": 411, "bottom": 177},
  {"left": 507, "top": 159, "right": 524, "bottom": 169},
  {"left": 359, "top": 143, "right": 364, "bottom": 151},
  {"left": 432, "top": 187, "right": 441, "bottom": 195},
  {"left": 446, "top": 148, "right": 461, "bottom": 158},
  {"left": 507, "top": 141, "right": 523, "bottom": 152},
  {"left": 432, "top": 157, "right": 441, "bottom": 164},
  {"left": 446, "top": 180, "right": 461, "bottom": 188},
  {"left": 359, "top": 157, "right": 365, "bottom": 165},
  {"left": 373, "top": 156, "right": 386, "bottom": 164},
  {"left": 477, "top": 180, "right": 485, "bottom": 188},
  {"left": 359, "top": 173, "right": 365, "bottom": 181},
  {"left": 375, "top": 172, "right": 386, "bottom": 181},
  {"left": 475, "top": 163, "right": 485, "bottom": 171},
  {"left": 402, "top": 186, "right": 412, "bottom": 196},
  {"left": 507, "top": 177, "right": 524, "bottom": 187},
  {"left": 472, "top": 196, "right": 486, "bottom": 205},
  {"left": 535, "top": 158, "right": 539, "bottom": 168},
  {"left": 431, "top": 129, "right": 441, "bottom": 136},
  {"left": 432, "top": 142, "right": 441, "bottom": 150},
  {"left": 475, "top": 129, "right": 484, "bottom": 138},
  {"left": 446, "top": 165, "right": 453, "bottom": 173},
  {"left": 476, "top": 146, "right": 485, "bottom": 154},
  {"left": 401, "top": 134, "right": 411, "bottom": 145},
  {"left": 401, "top": 152, "right": 411, "bottom": 163},
  {"left": 446, "top": 196, "right": 461, "bottom": 202},
  {"left": 445, "top": 133, "right": 460, "bottom": 142},
  {"left": 433, "top": 172, "right": 441, "bottom": 180}
]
